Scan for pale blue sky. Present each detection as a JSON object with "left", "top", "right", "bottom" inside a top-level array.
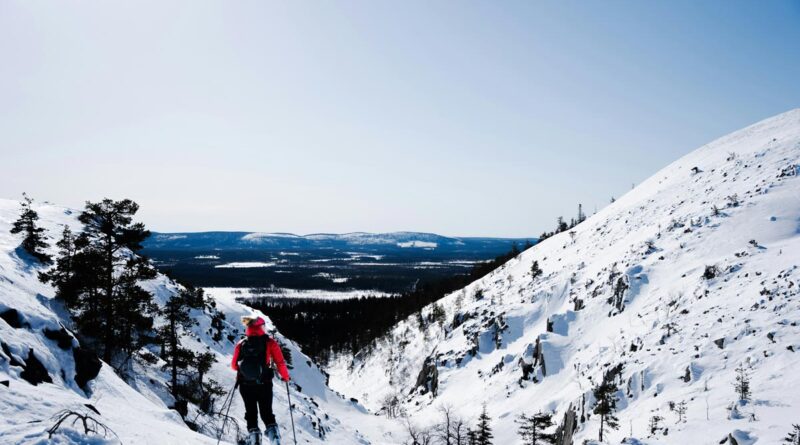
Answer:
[{"left": 1, "top": 1, "right": 799, "bottom": 237}]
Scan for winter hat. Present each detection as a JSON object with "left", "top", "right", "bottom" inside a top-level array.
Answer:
[{"left": 241, "top": 315, "right": 264, "bottom": 327}]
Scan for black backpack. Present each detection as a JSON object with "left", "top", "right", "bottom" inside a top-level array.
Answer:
[{"left": 237, "top": 335, "right": 272, "bottom": 385}]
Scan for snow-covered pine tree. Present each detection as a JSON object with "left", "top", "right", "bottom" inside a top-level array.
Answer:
[
  {"left": 430, "top": 302, "right": 446, "bottom": 326},
  {"left": 475, "top": 405, "right": 494, "bottom": 445},
  {"left": 10, "top": 193, "right": 51, "bottom": 263},
  {"left": 158, "top": 288, "right": 199, "bottom": 407},
  {"left": 648, "top": 414, "right": 663, "bottom": 436},
  {"left": 784, "top": 424, "right": 800, "bottom": 444},
  {"left": 675, "top": 401, "right": 688, "bottom": 423},
  {"left": 466, "top": 428, "right": 478, "bottom": 445},
  {"left": 516, "top": 411, "right": 556, "bottom": 444},
  {"left": 38, "top": 226, "right": 78, "bottom": 300},
  {"left": 530, "top": 260, "right": 543, "bottom": 280},
  {"left": 734, "top": 363, "right": 752, "bottom": 402},
  {"left": 593, "top": 378, "right": 620, "bottom": 442},
  {"left": 41, "top": 199, "right": 157, "bottom": 366},
  {"left": 191, "top": 351, "right": 224, "bottom": 412}
]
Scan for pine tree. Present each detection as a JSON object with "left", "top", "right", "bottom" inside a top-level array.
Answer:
[
  {"left": 784, "top": 424, "right": 800, "bottom": 444},
  {"left": 675, "top": 400, "right": 687, "bottom": 423},
  {"left": 41, "top": 199, "right": 156, "bottom": 365},
  {"left": 516, "top": 412, "right": 556, "bottom": 444},
  {"left": 430, "top": 303, "right": 446, "bottom": 326},
  {"left": 39, "top": 226, "right": 79, "bottom": 304},
  {"left": 10, "top": 193, "right": 51, "bottom": 263},
  {"left": 466, "top": 429, "right": 478, "bottom": 445},
  {"left": 475, "top": 405, "right": 494, "bottom": 445},
  {"left": 556, "top": 216, "right": 567, "bottom": 233},
  {"left": 157, "top": 289, "right": 197, "bottom": 402},
  {"left": 191, "top": 352, "right": 224, "bottom": 412},
  {"left": 115, "top": 265, "right": 159, "bottom": 361},
  {"left": 593, "top": 379, "right": 620, "bottom": 442},
  {"left": 734, "top": 363, "right": 751, "bottom": 402},
  {"left": 648, "top": 415, "right": 663, "bottom": 436},
  {"left": 530, "top": 261, "right": 543, "bottom": 280}
]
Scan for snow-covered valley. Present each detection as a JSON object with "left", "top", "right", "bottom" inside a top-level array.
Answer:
[{"left": 1, "top": 109, "right": 800, "bottom": 445}]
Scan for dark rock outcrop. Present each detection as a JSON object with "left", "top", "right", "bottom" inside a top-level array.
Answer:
[
  {"left": 553, "top": 404, "right": 577, "bottom": 445},
  {"left": 0, "top": 309, "right": 25, "bottom": 328},
  {"left": 20, "top": 349, "right": 52, "bottom": 385},
  {"left": 533, "top": 336, "right": 547, "bottom": 377},
  {"left": 73, "top": 347, "right": 102, "bottom": 391},
  {"left": 520, "top": 359, "right": 534, "bottom": 381},
  {"left": 43, "top": 327, "right": 74, "bottom": 350},
  {"left": 172, "top": 399, "right": 189, "bottom": 418},
  {"left": 1, "top": 342, "right": 24, "bottom": 367},
  {"left": 415, "top": 356, "right": 439, "bottom": 396}
]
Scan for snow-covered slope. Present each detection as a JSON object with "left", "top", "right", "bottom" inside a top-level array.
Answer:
[
  {"left": 0, "top": 200, "right": 396, "bottom": 444},
  {"left": 329, "top": 109, "right": 800, "bottom": 444}
]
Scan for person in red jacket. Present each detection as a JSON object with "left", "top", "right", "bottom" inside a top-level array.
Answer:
[{"left": 232, "top": 315, "right": 290, "bottom": 443}]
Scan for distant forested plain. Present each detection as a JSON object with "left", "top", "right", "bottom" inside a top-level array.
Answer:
[
  {"left": 143, "top": 232, "right": 533, "bottom": 294},
  {"left": 143, "top": 232, "right": 535, "bottom": 362}
]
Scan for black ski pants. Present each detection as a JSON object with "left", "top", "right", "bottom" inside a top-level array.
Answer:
[{"left": 239, "top": 382, "right": 276, "bottom": 430}]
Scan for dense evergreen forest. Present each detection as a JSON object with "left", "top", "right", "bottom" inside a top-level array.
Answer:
[{"left": 246, "top": 241, "right": 533, "bottom": 364}]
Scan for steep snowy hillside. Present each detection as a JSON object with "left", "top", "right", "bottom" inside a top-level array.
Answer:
[
  {"left": 329, "top": 109, "right": 800, "bottom": 444},
  {"left": 0, "top": 200, "right": 396, "bottom": 444}
]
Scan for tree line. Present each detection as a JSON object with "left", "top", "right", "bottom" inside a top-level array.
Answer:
[
  {"left": 247, "top": 241, "right": 533, "bottom": 364},
  {"left": 10, "top": 195, "right": 226, "bottom": 417},
  {"left": 537, "top": 204, "right": 587, "bottom": 242},
  {"left": 402, "top": 404, "right": 558, "bottom": 445}
]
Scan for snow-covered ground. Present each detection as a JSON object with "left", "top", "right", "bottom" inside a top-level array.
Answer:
[
  {"left": 205, "top": 287, "right": 394, "bottom": 302},
  {"left": 2, "top": 109, "right": 800, "bottom": 445},
  {"left": 328, "top": 109, "right": 800, "bottom": 444},
  {"left": 214, "top": 262, "right": 279, "bottom": 269},
  {"left": 0, "top": 201, "right": 400, "bottom": 444}
]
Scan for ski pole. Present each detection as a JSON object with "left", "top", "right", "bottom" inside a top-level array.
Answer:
[
  {"left": 217, "top": 380, "right": 239, "bottom": 445},
  {"left": 285, "top": 380, "right": 298, "bottom": 445}
]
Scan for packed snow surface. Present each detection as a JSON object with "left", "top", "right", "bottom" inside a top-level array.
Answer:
[{"left": 214, "top": 262, "right": 278, "bottom": 268}]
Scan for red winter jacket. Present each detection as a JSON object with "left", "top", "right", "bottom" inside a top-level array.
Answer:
[{"left": 231, "top": 318, "right": 290, "bottom": 382}]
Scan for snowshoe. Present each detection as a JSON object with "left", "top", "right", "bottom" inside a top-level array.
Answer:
[
  {"left": 246, "top": 428, "right": 262, "bottom": 445},
  {"left": 265, "top": 423, "right": 281, "bottom": 445}
]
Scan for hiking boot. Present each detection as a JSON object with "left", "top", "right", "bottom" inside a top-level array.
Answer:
[
  {"left": 247, "top": 428, "right": 262, "bottom": 445},
  {"left": 265, "top": 423, "right": 281, "bottom": 444}
]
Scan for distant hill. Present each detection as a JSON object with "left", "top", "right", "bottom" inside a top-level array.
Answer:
[
  {"left": 144, "top": 231, "right": 534, "bottom": 253},
  {"left": 142, "top": 231, "right": 536, "bottom": 292}
]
